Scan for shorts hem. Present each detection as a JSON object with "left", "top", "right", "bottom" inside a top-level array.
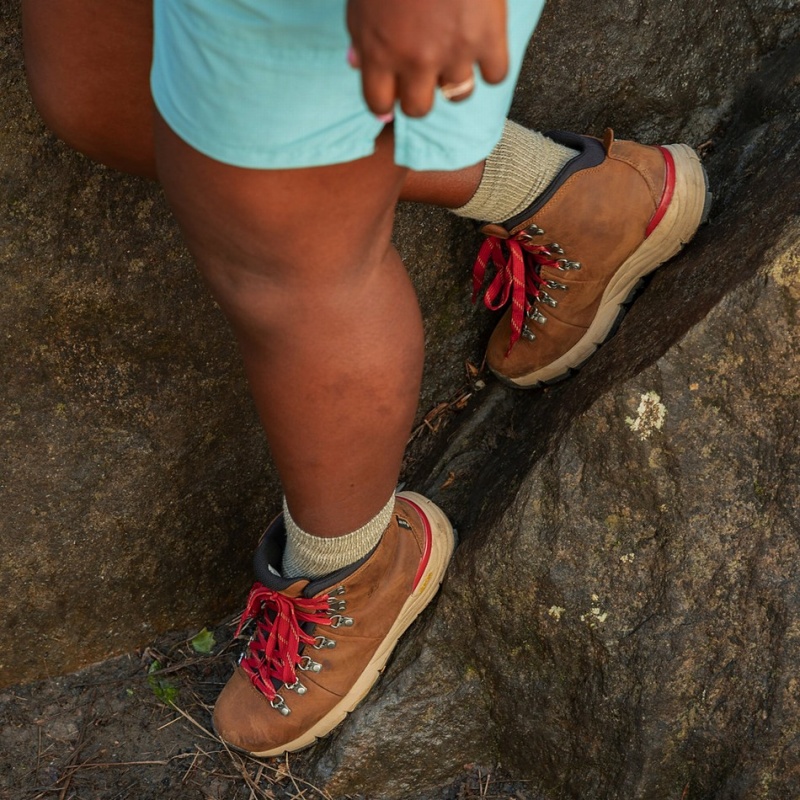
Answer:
[{"left": 153, "top": 86, "right": 381, "bottom": 170}]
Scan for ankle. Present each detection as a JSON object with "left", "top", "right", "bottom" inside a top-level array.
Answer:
[
  {"left": 452, "top": 121, "right": 578, "bottom": 223},
  {"left": 281, "top": 495, "right": 396, "bottom": 579}
]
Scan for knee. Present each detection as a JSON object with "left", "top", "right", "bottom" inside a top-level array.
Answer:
[
  {"left": 24, "top": 64, "right": 90, "bottom": 156},
  {"left": 199, "top": 241, "right": 376, "bottom": 332},
  {"left": 25, "top": 65, "right": 155, "bottom": 177},
  {"left": 22, "top": 2, "right": 156, "bottom": 178},
  {"left": 190, "top": 218, "right": 401, "bottom": 344}
]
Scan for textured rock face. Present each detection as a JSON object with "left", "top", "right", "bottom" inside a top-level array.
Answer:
[
  {"left": 304, "top": 26, "right": 800, "bottom": 800},
  {"left": 0, "top": 19, "right": 276, "bottom": 685},
  {"left": 2, "top": 2, "right": 800, "bottom": 797}
]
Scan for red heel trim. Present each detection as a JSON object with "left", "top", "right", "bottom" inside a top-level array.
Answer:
[
  {"left": 645, "top": 146, "right": 676, "bottom": 238},
  {"left": 401, "top": 497, "right": 433, "bottom": 589}
]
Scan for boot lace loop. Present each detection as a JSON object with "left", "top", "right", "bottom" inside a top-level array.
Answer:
[
  {"left": 236, "top": 582, "right": 333, "bottom": 700},
  {"left": 472, "top": 234, "right": 563, "bottom": 354}
]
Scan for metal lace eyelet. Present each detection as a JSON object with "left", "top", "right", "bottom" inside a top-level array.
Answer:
[
  {"left": 527, "top": 308, "right": 547, "bottom": 324},
  {"left": 270, "top": 695, "right": 291, "bottom": 716},
  {"left": 327, "top": 598, "right": 347, "bottom": 612},
  {"left": 525, "top": 224, "right": 544, "bottom": 236},
  {"left": 314, "top": 636, "right": 336, "bottom": 649},
  {"left": 557, "top": 259, "right": 582, "bottom": 271},
  {"left": 538, "top": 291, "right": 558, "bottom": 308},
  {"left": 329, "top": 615, "right": 354, "bottom": 629},
  {"left": 546, "top": 279, "right": 568, "bottom": 291},
  {"left": 299, "top": 656, "right": 322, "bottom": 673},
  {"left": 328, "top": 586, "right": 346, "bottom": 597},
  {"left": 286, "top": 679, "right": 307, "bottom": 695},
  {"left": 395, "top": 516, "right": 413, "bottom": 531},
  {"left": 522, "top": 325, "right": 536, "bottom": 342},
  {"left": 547, "top": 242, "right": 564, "bottom": 254}
]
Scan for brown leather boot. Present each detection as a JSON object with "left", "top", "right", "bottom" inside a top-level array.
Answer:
[
  {"left": 212, "top": 492, "right": 455, "bottom": 756},
  {"left": 472, "top": 130, "right": 711, "bottom": 387}
]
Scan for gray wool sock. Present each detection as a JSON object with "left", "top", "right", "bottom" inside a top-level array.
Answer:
[
  {"left": 281, "top": 495, "right": 395, "bottom": 580},
  {"left": 452, "top": 120, "right": 578, "bottom": 223}
]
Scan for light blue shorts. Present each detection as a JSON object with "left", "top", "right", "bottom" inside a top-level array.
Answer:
[{"left": 151, "top": 0, "right": 544, "bottom": 172}]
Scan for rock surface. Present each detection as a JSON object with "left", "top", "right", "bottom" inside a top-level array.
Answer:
[{"left": 2, "top": 0, "right": 800, "bottom": 798}]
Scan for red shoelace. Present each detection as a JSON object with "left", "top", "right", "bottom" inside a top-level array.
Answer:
[
  {"left": 472, "top": 233, "right": 564, "bottom": 354},
  {"left": 236, "top": 582, "right": 333, "bottom": 700}
]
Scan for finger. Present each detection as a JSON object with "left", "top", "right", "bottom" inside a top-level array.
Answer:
[
  {"left": 477, "top": 8, "right": 509, "bottom": 85},
  {"left": 478, "top": 42, "right": 509, "bottom": 85},
  {"left": 397, "top": 69, "right": 438, "bottom": 118},
  {"left": 361, "top": 65, "right": 398, "bottom": 117},
  {"left": 346, "top": 45, "right": 361, "bottom": 69}
]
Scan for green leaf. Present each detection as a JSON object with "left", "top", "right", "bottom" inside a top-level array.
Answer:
[
  {"left": 190, "top": 627, "right": 216, "bottom": 655},
  {"left": 147, "top": 659, "right": 179, "bottom": 706}
]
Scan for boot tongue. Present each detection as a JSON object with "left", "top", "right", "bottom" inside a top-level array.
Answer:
[
  {"left": 273, "top": 579, "right": 308, "bottom": 599},
  {"left": 253, "top": 515, "right": 310, "bottom": 594},
  {"left": 479, "top": 222, "right": 511, "bottom": 238},
  {"left": 254, "top": 563, "right": 309, "bottom": 597}
]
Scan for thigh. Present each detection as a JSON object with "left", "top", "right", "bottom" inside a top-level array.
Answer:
[
  {"left": 22, "top": 0, "right": 156, "bottom": 177},
  {"left": 154, "top": 115, "right": 408, "bottom": 301}
]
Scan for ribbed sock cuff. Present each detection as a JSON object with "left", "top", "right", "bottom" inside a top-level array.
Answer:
[
  {"left": 452, "top": 121, "right": 577, "bottom": 224},
  {"left": 281, "top": 494, "right": 396, "bottom": 580}
]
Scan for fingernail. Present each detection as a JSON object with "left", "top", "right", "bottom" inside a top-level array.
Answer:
[{"left": 376, "top": 113, "right": 394, "bottom": 124}]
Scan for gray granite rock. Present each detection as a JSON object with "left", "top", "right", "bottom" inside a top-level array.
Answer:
[
  {"left": 0, "top": 8, "right": 279, "bottom": 686},
  {"left": 2, "top": 2, "right": 800, "bottom": 797}
]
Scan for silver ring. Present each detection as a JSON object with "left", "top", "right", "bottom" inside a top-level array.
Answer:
[{"left": 441, "top": 76, "right": 476, "bottom": 101}]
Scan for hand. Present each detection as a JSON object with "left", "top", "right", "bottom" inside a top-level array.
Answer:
[{"left": 346, "top": 0, "right": 509, "bottom": 118}]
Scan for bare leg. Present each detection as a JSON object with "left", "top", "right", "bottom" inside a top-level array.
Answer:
[
  {"left": 401, "top": 163, "right": 485, "bottom": 207},
  {"left": 22, "top": 0, "right": 157, "bottom": 179},
  {"left": 21, "top": 0, "right": 484, "bottom": 536},
  {"left": 154, "top": 118, "right": 424, "bottom": 536}
]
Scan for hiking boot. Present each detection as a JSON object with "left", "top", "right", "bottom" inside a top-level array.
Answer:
[
  {"left": 472, "top": 129, "right": 712, "bottom": 387},
  {"left": 212, "top": 491, "right": 455, "bottom": 756}
]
